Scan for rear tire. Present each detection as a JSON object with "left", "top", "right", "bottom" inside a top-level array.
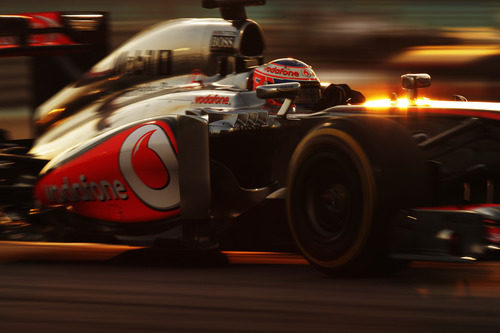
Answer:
[{"left": 286, "top": 116, "right": 427, "bottom": 276}]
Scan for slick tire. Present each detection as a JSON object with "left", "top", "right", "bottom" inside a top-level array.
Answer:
[{"left": 286, "top": 116, "right": 427, "bottom": 276}]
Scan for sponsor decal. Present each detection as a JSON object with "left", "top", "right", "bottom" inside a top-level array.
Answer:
[
  {"left": 45, "top": 175, "right": 128, "bottom": 203},
  {"left": 254, "top": 62, "right": 317, "bottom": 82},
  {"left": 210, "top": 30, "right": 236, "bottom": 51},
  {"left": 264, "top": 65, "right": 299, "bottom": 77},
  {"left": 210, "top": 35, "right": 235, "bottom": 50},
  {"left": 194, "top": 94, "right": 230, "bottom": 105},
  {"left": 114, "top": 49, "right": 172, "bottom": 76},
  {"left": 119, "top": 123, "right": 179, "bottom": 211},
  {"left": 36, "top": 120, "right": 180, "bottom": 223}
]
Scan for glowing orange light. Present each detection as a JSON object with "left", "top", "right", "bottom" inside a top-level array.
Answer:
[
  {"left": 364, "top": 98, "right": 500, "bottom": 112},
  {"left": 390, "top": 45, "right": 500, "bottom": 65},
  {"left": 363, "top": 97, "right": 431, "bottom": 108},
  {"left": 35, "top": 107, "right": 66, "bottom": 126}
]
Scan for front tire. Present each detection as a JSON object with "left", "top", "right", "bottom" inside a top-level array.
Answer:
[{"left": 287, "top": 116, "right": 427, "bottom": 275}]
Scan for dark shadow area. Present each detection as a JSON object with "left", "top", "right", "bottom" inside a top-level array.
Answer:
[{"left": 108, "top": 247, "right": 230, "bottom": 268}]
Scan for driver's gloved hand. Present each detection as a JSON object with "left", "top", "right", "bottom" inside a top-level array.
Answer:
[{"left": 312, "top": 84, "right": 365, "bottom": 111}]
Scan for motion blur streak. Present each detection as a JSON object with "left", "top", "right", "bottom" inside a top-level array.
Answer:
[
  {"left": 2, "top": 0, "right": 500, "bottom": 140},
  {"left": 0, "top": 241, "right": 308, "bottom": 265},
  {"left": 0, "top": 241, "right": 142, "bottom": 263},
  {"left": 390, "top": 45, "right": 500, "bottom": 66},
  {"left": 222, "top": 251, "right": 308, "bottom": 265},
  {"left": 364, "top": 98, "right": 500, "bottom": 112}
]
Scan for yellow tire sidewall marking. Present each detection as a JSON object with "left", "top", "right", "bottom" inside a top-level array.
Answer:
[{"left": 287, "top": 127, "right": 376, "bottom": 268}]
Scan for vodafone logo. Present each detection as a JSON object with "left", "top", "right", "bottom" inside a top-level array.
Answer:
[
  {"left": 119, "top": 124, "right": 179, "bottom": 211},
  {"left": 265, "top": 66, "right": 299, "bottom": 77},
  {"left": 194, "top": 94, "right": 230, "bottom": 105},
  {"left": 256, "top": 63, "right": 316, "bottom": 82}
]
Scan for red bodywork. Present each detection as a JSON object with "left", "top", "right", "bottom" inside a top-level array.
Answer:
[{"left": 34, "top": 120, "right": 181, "bottom": 223}]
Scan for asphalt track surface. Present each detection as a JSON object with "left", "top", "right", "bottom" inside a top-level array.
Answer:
[{"left": 0, "top": 242, "right": 499, "bottom": 332}]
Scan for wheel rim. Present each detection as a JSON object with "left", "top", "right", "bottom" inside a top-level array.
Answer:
[
  {"left": 306, "top": 182, "right": 351, "bottom": 242},
  {"left": 300, "top": 152, "right": 362, "bottom": 250}
]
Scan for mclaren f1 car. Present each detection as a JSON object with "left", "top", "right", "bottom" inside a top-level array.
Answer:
[{"left": 1, "top": 0, "right": 500, "bottom": 275}]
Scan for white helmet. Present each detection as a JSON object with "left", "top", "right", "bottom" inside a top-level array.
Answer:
[{"left": 252, "top": 58, "right": 321, "bottom": 108}]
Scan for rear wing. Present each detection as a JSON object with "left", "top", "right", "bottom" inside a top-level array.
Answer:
[
  {"left": 0, "top": 12, "right": 108, "bottom": 56},
  {"left": 0, "top": 12, "right": 109, "bottom": 108}
]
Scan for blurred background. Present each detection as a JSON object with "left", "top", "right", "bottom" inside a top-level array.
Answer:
[{"left": 1, "top": 0, "right": 500, "bottom": 138}]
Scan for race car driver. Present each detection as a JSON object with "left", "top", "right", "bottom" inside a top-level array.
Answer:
[{"left": 251, "top": 58, "right": 365, "bottom": 112}]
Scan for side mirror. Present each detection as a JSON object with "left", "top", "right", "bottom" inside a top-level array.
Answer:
[
  {"left": 401, "top": 73, "right": 431, "bottom": 90},
  {"left": 256, "top": 82, "right": 300, "bottom": 116},
  {"left": 256, "top": 82, "right": 300, "bottom": 99},
  {"left": 401, "top": 73, "right": 431, "bottom": 104}
]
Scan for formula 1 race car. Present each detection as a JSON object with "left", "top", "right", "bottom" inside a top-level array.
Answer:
[{"left": 1, "top": 0, "right": 500, "bottom": 275}]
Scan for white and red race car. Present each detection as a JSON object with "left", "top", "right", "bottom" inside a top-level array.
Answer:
[{"left": 1, "top": 0, "right": 500, "bottom": 275}]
